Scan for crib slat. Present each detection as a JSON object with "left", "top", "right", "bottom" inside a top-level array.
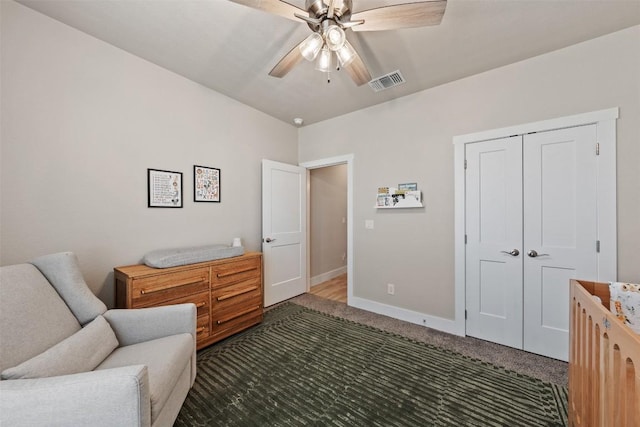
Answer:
[
  {"left": 569, "top": 279, "right": 640, "bottom": 427},
  {"left": 623, "top": 358, "right": 636, "bottom": 426}
]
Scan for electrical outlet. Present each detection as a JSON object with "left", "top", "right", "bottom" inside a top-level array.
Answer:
[
  {"left": 365, "top": 220, "right": 374, "bottom": 229},
  {"left": 387, "top": 283, "right": 395, "bottom": 295}
]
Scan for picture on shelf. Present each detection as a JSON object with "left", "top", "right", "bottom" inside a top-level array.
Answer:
[
  {"left": 392, "top": 193, "right": 405, "bottom": 205},
  {"left": 377, "top": 195, "right": 390, "bottom": 207},
  {"left": 398, "top": 182, "right": 418, "bottom": 192},
  {"left": 405, "top": 190, "right": 421, "bottom": 203}
]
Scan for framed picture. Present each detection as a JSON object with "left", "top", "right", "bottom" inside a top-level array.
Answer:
[
  {"left": 147, "top": 168, "right": 183, "bottom": 208},
  {"left": 194, "top": 165, "right": 221, "bottom": 203},
  {"left": 398, "top": 182, "right": 418, "bottom": 191}
]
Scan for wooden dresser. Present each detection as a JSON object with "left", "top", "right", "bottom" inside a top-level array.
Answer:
[{"left": 114, "top": 252, "right": 263, "bottom": 349}]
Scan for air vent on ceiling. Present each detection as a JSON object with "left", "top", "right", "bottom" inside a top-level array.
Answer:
[{"left": 368, "top": 70, "right": 406, "bottom": 92}]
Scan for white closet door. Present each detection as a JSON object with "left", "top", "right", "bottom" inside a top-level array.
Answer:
[
  {"left": 465, "top": 136, "right": 523, "bottom": 348},
  {"left": 522, "top": 125, "right": 598, "bottom": 361}
]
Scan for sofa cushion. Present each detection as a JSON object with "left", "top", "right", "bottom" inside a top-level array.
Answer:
[
  {"left": 2, "top": 315, "right": 119, "bottom": 380},
  {"left": 96, "top": 333, "right": 193, "bottom": 423},
  {"left": 31, "top": 252, "right": 107, "bottom": 325},
  {"left": 0, "top": 264, "right": 81, "bottom": 373}
]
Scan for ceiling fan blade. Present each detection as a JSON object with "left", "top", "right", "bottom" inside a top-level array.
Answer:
[
  {"left": 351, "top": 1, "right": 447, "bottom": 32},
  {"left": 229, "top": 0, "right": 305, "bottom": 22},
  {"left": 269, "top": 40, "right": 305, "bottom": 78},
  {"left": 343, "top": 50, "right": 371, "bottom": 86},
  {"left": 327, "top": 0, "right": 336, "bottom": 19}
]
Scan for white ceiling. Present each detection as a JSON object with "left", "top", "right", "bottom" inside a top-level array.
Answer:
[{"left": 16, "top": 0, "right": 640, "bottom": 126}]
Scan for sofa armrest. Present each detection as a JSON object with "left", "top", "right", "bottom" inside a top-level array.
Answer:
[
  {"left": 105, "top": 303, "right": 198, "bottom": 386},
  {"left": 104, "top": 303, "right": 196, "bottom": 346},
  {"left": 0, "top": 365, "right": 151, "bottom": 427}
]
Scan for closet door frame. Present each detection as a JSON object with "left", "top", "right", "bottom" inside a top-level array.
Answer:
[{"left": 452, "top": 107, "right": 618, "bottom": 337}]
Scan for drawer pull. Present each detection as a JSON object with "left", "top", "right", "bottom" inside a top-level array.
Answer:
[
  {"left": 216, "top": 266, "right": 257, "bottom": 279},
  {"left": 139, "top": 279, "right": 205, "bottom": 295},
  {"left": 196, "top": 327, "right": 206, "bottom": 334},
  {"left": 216, "top": 306, "right": 261, "bottom": 325},
  {"left": 217, "top": 286, "right": 258, "bottom": 302},
  {"left": 195, "top": 301, "right": 207, "bottom": 308}
]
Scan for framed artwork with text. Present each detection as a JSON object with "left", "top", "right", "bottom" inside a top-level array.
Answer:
[
  {"left": 147, "top": 168, "right": 183, "bottom": 208},
  {"left": 194, "top": 165, "right": 221, "bottom": 203}
]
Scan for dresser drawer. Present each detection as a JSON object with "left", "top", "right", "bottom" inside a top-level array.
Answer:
[
  {"left": 131, "top": 268, "right": 209, "bottom": 307},
  {"left": 196, "top": 314, "right": 210, "bottom": 340},
  {"left": 211, "top": 278, "right": 261, "bottom": 308},
  {"left": 211, "top": 257, "right": 261, "bottom": 288},
  {"left": 133, "top": 290, "right": 209, "bottom": 317},
  {"left": 211, "top": 300, "right": 262, "bottom": 340},
  {"left": 211, "top": 277, "right": 262, "bottom": 341}
]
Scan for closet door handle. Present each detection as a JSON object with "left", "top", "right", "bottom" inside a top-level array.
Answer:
[
  {"left": 500, "top": 249, "right": 520, "bottom": 256},
  {"left": 527, "top": 250, "right": 549, "bottom": 258}
]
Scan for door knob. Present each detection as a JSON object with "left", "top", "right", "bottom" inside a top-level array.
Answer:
[
  {"left": 500, "top": 249, "right": 520, "bottom": 256},
  {"left": 264, "top": 237, "right": 276, "bottom": 243},
  {"left": 527, "top": 250, "right": 549, "bottom": 258}
]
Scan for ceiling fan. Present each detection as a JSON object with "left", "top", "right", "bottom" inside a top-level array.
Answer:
[{"left": 230, "top": 0, "right": 447, "bottom": 86}]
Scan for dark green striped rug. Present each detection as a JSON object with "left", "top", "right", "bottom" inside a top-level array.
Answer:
[{"left": 176, "top": 303, "right": 568, "bottom": 426}]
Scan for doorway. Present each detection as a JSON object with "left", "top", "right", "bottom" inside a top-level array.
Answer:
[
  {"left": 300, "top": 154, "right": 354, "bottom": 305},
  {"left": 308, "top": 164, "right": 348, "bottom": 303}
]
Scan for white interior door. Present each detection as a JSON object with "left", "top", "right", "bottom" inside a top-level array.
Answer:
[
  {"left": 522, "top": 125, "right": 598, "bottom": 360},
  {"left": 465, "top": 136, "right": 523, "bottom": 348},
  {"left": 465, "top": 125, "right": 599, "bottom": 361},
  {"left": 262, "top": 159, "right": 307, "bottom": 307}
]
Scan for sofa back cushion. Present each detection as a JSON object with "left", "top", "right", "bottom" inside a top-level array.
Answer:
[
  {"left": 31, "top": 252, "right": 106, "bottom": 325},
  {"left": 0, "top": 264, "right": 81, "bottom": 372},
  {"left": 1, "top": 315, "right": 119, "bottom": 379}
]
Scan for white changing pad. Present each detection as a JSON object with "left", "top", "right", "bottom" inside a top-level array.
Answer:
[{"left": 143, "top": 244, "right": 244, "bottom": 268}]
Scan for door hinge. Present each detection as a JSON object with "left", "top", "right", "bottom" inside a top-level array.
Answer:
[
  {"left": 465, "top": 309, "right": 468, "bottom": 320},
  {"left": 596, "top": 240, "right": 600, "bottom": 253},
  {"left": 464, "top": 234, "right": 467, "bottom": 244},
  {"left": 464, "top": 159, "right": 467, "bottom": 170},
  {"left": 596, "top": 143, "right": 600, "bottom": 155}
]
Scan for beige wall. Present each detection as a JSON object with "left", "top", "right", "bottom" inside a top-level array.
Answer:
[
  {"left": 0, "top": 1, "right": 298, "bottom": 306},
  {"left": 299, "top": 25, "right": 640, "bottom": 320},
  {"left": 309, "top": 164, "right": 347, "bottom": 280},
  {"left": 2, "top": 1, "right": 638, "bottom": 324}
]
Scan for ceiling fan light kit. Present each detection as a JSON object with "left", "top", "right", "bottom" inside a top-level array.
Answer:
[
  {"left": 305, "top": 24, "right": 355, "bottom": 77},
  {"left": 335, "top": 40, "right": 356, "bottom": 67},
  {"left": 299, "top": 32, "right": 324, "bottom": 61},
  {"left": 325, "top": 25, "right": 346, "bottom": 51},
  {"left": 315, "top": 46, "right": 332, "bottom": 73},
  {"left": 231, "top": 0, "right": 447, "bottom": 86}
]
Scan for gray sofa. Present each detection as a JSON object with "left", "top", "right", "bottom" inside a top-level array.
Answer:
[{"left": 0, "top": 252, "right": 196, "bottom": 426}]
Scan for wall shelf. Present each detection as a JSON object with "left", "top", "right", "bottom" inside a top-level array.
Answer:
[
  {"left": 376, "top": 185, "right": 422, "bottom": 209},
  {"left": 376, "top": 201, "right": 423, "bottom": 209}
]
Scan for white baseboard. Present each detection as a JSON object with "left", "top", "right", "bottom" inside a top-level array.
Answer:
[
  {"left": 310, "top": 266, "right": 347, "bottom": 287},
  {"left": 349, "top": 296, "right": 465, "bottom": 337}
]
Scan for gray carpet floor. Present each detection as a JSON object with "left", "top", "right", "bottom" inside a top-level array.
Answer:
[{"left": 284, "top": 293, "right": 568, "bottom": 387}]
